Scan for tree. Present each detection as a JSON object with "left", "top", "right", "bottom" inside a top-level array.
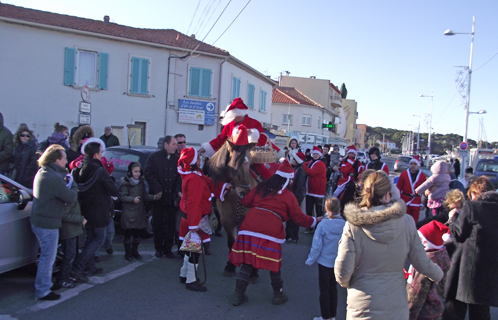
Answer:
[{"left": 340, "top": 83, "right": 347, "bottom": 99}]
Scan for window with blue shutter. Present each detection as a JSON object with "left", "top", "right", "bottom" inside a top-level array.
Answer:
[
  {"left": 260, "top": 90, "right": 267, "bottom": 112},
  {"left": 232, "top": 76, "right": 241, "bottom": 100},
  {"left": 189, "top": 67, "right": 211, "bottom": 97},
  {"left": 98, "top": 52, "right": 109, "bottom": 90},
  {"left": 247, "top": 83, "right": 255, "bottom": 108},
  {"left": 130, "top": 57, "right": 149, "bottom": 95},
  {"left": 64, "top": 47, "right": 75, "bottom": 86}
]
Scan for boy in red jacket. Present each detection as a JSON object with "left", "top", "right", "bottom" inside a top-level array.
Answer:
[{"left": 302, "top": 146, "right": 327, "bottom": 233}]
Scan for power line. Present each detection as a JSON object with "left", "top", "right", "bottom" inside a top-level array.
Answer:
[
  {"left": 211, "top": 0, "right": 252, "bottom": 46},
  {"left": 199, "top": 0, "right": 223, "bottom": 38},
  {"left": 434, "top": 91, "right": 458, "bottom": 126},
  {"left": 200, "top": 0, "right": 233, "bottom": 42},
  {"left": 186, "top": 0, "right": 203, "bottom": 36},
  {"left": 474, "top": 51, "right": 498, "bottom": 72},
  {"left": 193, "top": 0, "right": 215, "bottom": 36}
]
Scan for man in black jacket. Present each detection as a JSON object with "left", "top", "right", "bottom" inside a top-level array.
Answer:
[
  {"left": 72, "top": 140, "right": 119, "bottom": 279},
  {"left": 145, "top": 136, "right": 182, "bottom": 258}
]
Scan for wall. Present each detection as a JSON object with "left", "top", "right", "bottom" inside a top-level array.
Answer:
[{"left": 272, "top": 103, "right": 328, "bottom": 136}]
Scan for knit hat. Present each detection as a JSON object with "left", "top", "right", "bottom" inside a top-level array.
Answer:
[
  {"left": 178, "top": 147, "right": 198, "bottom": 172},
  {"left": 346, "top": 145, "right": 357, "bottom": 156},
  {"left": 80, "top": 137, "right": 106, "bottom": 155},
  {"left": 232, "top": 124, "right": 260, "bottom": 146},
  {"left": 221, "top": 97, "right": 249, "bottom": 126},
  {"left": 333, "top": 144, "right": 339, "bottom": 151},
  {"left": 291, "top": 151, "right": 305, "bottom": 164},
  {"left": 409, "top": 155, "right": 421, "bottom": 166},
  {"left": 275, "top": 159, "right": 294, "bottom": 193},
  {"left": 417, "top": 220, "right": 450, "bottom": 251},
  {"left": 311, "top": 146, "right": 322, "bottom": 157}
]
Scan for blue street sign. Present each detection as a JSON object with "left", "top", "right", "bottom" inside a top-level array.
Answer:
[
  {"left": 460, "top": 142, "right": 468, "bottom": 150},
  {"left": 178, "top": 99, "right": 216, "bottom": 126}
]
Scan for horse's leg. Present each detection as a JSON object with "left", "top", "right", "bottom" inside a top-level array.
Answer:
[{"left": 217, "top": 199, "right": 238, "bottom": 277}]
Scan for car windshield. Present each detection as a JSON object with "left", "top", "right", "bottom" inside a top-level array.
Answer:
[
  {"left": 103, "top": 150, "right": 141, "bottom": 171},
  {"left": 476, "top": 161, "right": 498, "bottom": 173},
  {"left": 398, "top": 156, "right": 412, "bottom": 163}
]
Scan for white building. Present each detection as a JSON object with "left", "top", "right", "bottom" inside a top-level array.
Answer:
[{"left": 0, "top": 3, "right": 274, "bottom": 146}]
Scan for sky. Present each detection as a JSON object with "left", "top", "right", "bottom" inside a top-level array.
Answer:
[{"left": 6, "top": 0, "right": 498, "bottom": 142}]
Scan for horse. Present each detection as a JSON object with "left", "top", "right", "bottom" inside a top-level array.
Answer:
[{"left": 208, "top": 140, "right": 258, "bottom": 277}]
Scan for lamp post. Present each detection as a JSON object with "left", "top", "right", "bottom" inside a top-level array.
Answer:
[{"left": 419, "top": 90, "right": 433, "bottom": 156}]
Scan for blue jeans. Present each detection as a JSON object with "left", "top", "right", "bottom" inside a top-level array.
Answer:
[
  {"left": 95, "top": 220, "right": 115, "bottom": 256},
  {"left": 57, "top": 237, "right": 78, "bottom": 282},
  {"left": 31, "top": 224, "right": 59, "bottom": 299},
  {"left": 74, "top": 226, "right": 106, "bottom": 274}
]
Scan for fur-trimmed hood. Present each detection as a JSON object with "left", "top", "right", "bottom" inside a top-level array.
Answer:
[
  {"left": 70, "top": 125, "right": 94, "bottom": 150},
  {"left": 475, "top": 190, "right": 498, "bottom": 203},
  {"left": 343, "top": 199, "right": 407, "bottom": 244}
]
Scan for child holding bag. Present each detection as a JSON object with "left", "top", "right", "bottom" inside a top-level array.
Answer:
[{"left": 306, "top": 197, "right": 345, "bottom": 320}]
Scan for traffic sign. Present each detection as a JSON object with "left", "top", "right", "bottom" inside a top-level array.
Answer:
[{"left": 460, "top": 142, "right": 468, "bottom": 150}]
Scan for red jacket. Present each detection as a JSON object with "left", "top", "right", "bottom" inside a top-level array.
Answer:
[
  {"left": 302, "top": 159, "right": 327, "bottom": 198},
  {"left": 337, "top": 157, "right": 361, "bottom": 187},
  {"left": 397, "top": 169, "right": 427, "bottom": 207},
  {"left": 179, "top": 170, "right": 214, "bottom": 229},
  {"left": 239, "top": 188, "right": 316, "bottom": 243}
]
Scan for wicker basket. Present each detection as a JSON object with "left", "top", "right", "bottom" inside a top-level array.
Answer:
[{"left": 250, "top": 133, "right": 277, "bottom": 164}]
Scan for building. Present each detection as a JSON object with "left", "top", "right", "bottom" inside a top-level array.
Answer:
[
  {"left": 376, "top": 140, "right": 397, "bottom": 152},
  {"left": 339, "top": 99, "right": 359, "bottom": 145},
  {"left": 356, "top": 124, "right": 367, "bottom": 150},
  {"left": 0, "top": 3, "right": 274, "bottom": 147}
]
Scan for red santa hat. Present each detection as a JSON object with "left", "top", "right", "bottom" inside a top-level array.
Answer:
[
  {"left": 275, "top": 160, "right": 294, "bottom": 193},
  {"left": 80, "top": 137, "right": 106, "bottom": 155},
  {"left": 178, "top": 147, "right": 198, "bottom": 173},
  {"left": 410, "top": 155, "right": 421, "bottom": 166},
  {"left": 291, "top": 151, "right": 305, "bottom": 164},
  {"left": 232, "top": 124, "right": 260, "bottom": 146},
  {"left": 346, "top": 145, "right": 357, "bottom": 156},
  {"left": 311, "top": 146, "right": 322, "bottom": 157},
  {"left": 417, "top": 220, "right": 450, "bottom": 251},
  {"left": 221, "top": 97, "right": 248, "bottom": 126}
]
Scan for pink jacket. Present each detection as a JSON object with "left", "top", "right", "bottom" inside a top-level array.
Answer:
[{"left": 415, "top": 161, "right": 450, "bottom": 201}]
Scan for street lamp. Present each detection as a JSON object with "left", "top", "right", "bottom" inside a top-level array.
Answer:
[
  {"left": 469, "top": 109, "right": 486, "bottom": 115},
  {"left": 419, "top": 90, "right": 433, "bottom": 155}
]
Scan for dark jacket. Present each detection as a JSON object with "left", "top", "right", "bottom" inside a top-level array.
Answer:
[
  {"left": 31, "top": 163, "right": 78, "bottom": 229},
  {"left": 100, "top": 133, "right": 120, "bottom": 148},
  {"left": 445, "top": 191, "right": 498, "bottom": 306},
  {"left": 0, "top": 113, "right": 13, "bottom": 173},
  {"left": 60, "top": 199, "right": 84, "bottom": 240},
  {"left": 38, "top": 131, "right": 70, "bottom": 153},
  {"left": 12, "top": 140, "right": 39, "bottom": 188},
  {"left": 144, "top": 148, "right": 181, "bottom": 207},
  {"left": 73, "top": 157, "right": 119, "bottom": 228},
  {"left": 291, "top": 165, "right": 306, "bottom": 205},
  {"left": 119, "top": 176, "right": 153, "bottom": 229}
]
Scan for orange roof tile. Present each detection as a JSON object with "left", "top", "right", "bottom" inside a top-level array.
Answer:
[{"left": 272, "top": 87, "right": 323, "bottom": 108}]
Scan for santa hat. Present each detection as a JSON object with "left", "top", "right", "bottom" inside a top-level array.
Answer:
[
  {"left": 80, "top": 137, "right": 106, "bottom": 155},
  {"left": 346, "top": 145, "right": 357, "bottom": 156},
  {"left": 410, "top": 155, "right": 421, "bottom": 166},
  {"left": 275, "top": 160, "right": 294, "bottom": 194},
  {"left": 311, "top": 146, "right": 322, "bottom": 157},
  {"left": 417, "top": 220, "right": 450, "bottom": 251},
  {"left": 178, "top": 147, "right": 198, "bottom": 172},
  {"left": 232, "top": 124, "right": 260, "bottom": 146},
  {"left": 290, "top": 151, "right": 305, "bottom": 164},
  {"left": 221, "top": 97, "right": 248, "bottom": 126}
]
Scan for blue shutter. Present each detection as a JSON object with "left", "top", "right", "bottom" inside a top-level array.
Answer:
[
  {"left": 189, "top": 67, "right": 201, "bottom": 96},
  {"left": 130, "top": 57, "right": 149, "bottom": 95},
  {"left": 64, "top": 47, "right": 75, "bottom": 86},
  {"left": 130, "top": 57, "right": 140, "bottom": 94},
  {"left": 200, "top": 69, "right": 211, "bottom": 97},
  {"left": 140, "top": 59, "right": 149, "bottom": 94},
  {"left": 98, "top": 52, "right": 109, "bottom": 90},
  {"left": 260, "top": 90, "right": 267, "bottom": 111},
  {"left": 247, "top": 84, "right": 255, "bottom": 108},
  {"left": 232, "top": 77, "right": 237, "bottom": 100},
  {"left": 236, "top": 78, "right": 241, "bottom": 98}
]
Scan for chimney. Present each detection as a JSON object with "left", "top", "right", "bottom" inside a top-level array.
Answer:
[
  {"left": 190, "top": 34, "right": 196, "bottom": 39},
  {"left": 310, "top": 76, "right": 316, "bottom": 79},
  {"left": 103, "top": 15, "right": 110, "bottom": 25}
]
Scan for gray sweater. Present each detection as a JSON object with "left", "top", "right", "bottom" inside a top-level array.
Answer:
[{"left": 31, "top": 163, "right": 78, "bottom": 229}]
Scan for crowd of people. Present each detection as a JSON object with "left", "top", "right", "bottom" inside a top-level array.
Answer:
[{"left": 2, "top": 97, "right": 497, "bottom": 320}]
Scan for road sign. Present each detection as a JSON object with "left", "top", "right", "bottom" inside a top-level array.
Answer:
[
  {"left": 459, "top": 150, "right": 469, "bottom": 157},
  {"left": 460, "top": 142, "right": 468, "bottom": 150}
]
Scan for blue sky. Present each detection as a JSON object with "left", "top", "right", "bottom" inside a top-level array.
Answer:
[{"left": 6, "top": 0, "right": 498, "bottom": 142}]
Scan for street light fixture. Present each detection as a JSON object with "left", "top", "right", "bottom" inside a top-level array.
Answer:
[
  {"left": 469, "top": 109, "right": 487, "bottom": 115},
  {"left": 420, "top": 90, "right": 433, "bottom": 155}
]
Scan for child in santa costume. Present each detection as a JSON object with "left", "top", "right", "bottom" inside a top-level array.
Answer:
[
  {"left": 397, "top": 155, "right": 427, "bottom": 223},
  {"left": 285, "top": 151, "right": 307, "bottom": 242},
  {"left": 302, "top": 146, "right": 327, "bottom": 232},
  {"left": 332, "top": 145, "right": 362, "bottom": 198},
  {"left": 407, "top": 220, "right": 451, "bottom": 320},
  {"left": 229, "top": 160, "right": 322, "bottom": 306},
  {"left": 199, "top": 97, "right": 278, "bottom": 181},
  {"left": 177, "top": 147, "right": 222, "bottom": 292}
]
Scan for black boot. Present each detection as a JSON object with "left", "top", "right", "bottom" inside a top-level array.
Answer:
[
  {"left": 271, "top": 270, "right": 288, "bottom": 305},
  {"left": 124, "top": 239, "right": 133, "bottom": 261},
  {"left": 232, "top": 279, "right": 249, "bottom": 306},
  {"left": 132, "top": 237, "right": 142, "bottom": 260}
]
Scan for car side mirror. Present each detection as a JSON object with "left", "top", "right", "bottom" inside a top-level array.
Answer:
[{"left": 16, "top": 189, "right": 32, "bottom": 210}]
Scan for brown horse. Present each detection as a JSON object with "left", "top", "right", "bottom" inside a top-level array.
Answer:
[{"left": 208, "top": 140, "right": 258, "bottom": 277}]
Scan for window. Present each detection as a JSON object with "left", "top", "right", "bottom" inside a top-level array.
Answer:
[
  {"left": 189, "top": 67, "right": 212, "bottom": 97},
  {"left": 318, "top": 117, "right": 321, "bottom": 129},
  {"left": 232, "top": 76, "right": 241, "bottom": 100},
  {"left": 302, "top": 115, "right": 311, "bottom": 126},
  {"left": 260, "top": 90, "right": 267, "bottom": 112},
  {"left": 64, "top": 48, "right": 108, "bottom": 89},
  {"left": 282, "top": 114, "right": 293, "bottom": 125},
  {"left": 247, "top": 83, "right": 255, "bottom": 108},
  {"left": 129, "top": 57, "right": 150, "bottom": 95}
]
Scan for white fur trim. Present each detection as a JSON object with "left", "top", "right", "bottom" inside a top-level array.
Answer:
[
  {"left": 190, "top": 149, "right": 198, "bottom": 165},
  {"left": 442, "top": 233, "right": 451, "bottom": 242},
  {"left": 418, "top": 231, "right": 444, "bottom": 251},
  {"left": 247, "top": 128, "right": 260, "bottom": 144},
  {"left": 201, "top": 142, "right": 216, "bottom": 157},
  {"left": 291, "top": 151, "right": 304, "bottom": 164},
  {"left": 347, "top": 149, "right": 357, "bottom": 156},
  {"left": 276, "top": 171, "right": 294, "bottom": 179},
  {"left": 189, "top": 225, "right": 199, "bottom": 229},
  {"left": 347, "top": 158, "right": 355, "bottom": 165},
  {"left": 177, "top": 167, "right": 202, "bottom": 176},
  {"left": 238, "top": 230, "right": 285, "bottom": 244},
  {"left": 80, "top": 137, "right": 106, "bottom": 155},
  {"left": 409, "top": 158, "right": 420, "bottom": 166},
  {"left": 311, "top": 150, "right": 322, "bottom": 157},
  {"left": 221, "top": 109, "right": 248, "bottom": 126},
  {"left": 305, "top": 192, "right": 325, "bottom": 198},
  {"left": 219, "top": 183, "right": 229, "bottom": 201},
  {"left": 310, "top": 217, "right": 318, "bottom": 228}
]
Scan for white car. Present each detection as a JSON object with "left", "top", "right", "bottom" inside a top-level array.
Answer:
[{"left": 357, "top": 152, "right": 368, "bottom": 164}]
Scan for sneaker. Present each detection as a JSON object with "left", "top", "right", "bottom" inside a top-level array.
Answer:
[
  {"left": 61, "top": 280, "right": 76, "bottom": 288},
  {"left": 106, "top": 247, "right": 114, "bottom": 255},
  {"left": 302, "top": 228, "right": 313, "bottom": 234},
  {"left": 38, "top": 292, "right": 61, "bottom": 301},
  {"left": 70, "top": 273, "right": 89, "bottom": 283}
]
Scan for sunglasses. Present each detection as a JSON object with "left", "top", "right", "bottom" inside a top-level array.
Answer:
[
  {"left": 177, "top": 141, "right": 186, "bottom": 144},
  {"left": 20, "top": 134, "right": 30, "bottom": 138}
]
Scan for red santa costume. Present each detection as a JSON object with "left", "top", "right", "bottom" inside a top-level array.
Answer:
[
  {"left": 396, "top": 155, "right": 427, "bottom": 223},
  {"left": 333, "top": 145, "right": 362, "bottom": 198},
  {"left": 200, "top": 97, "right": 279, "bottom": 180},
  {"left": 302, "top": 146, "right": 327, "bottom": 198}
]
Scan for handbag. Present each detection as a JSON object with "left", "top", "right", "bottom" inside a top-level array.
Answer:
[
  {"left": 179, "top": 230, "right": 203, "bottom": 253},
  {"left": 198, "top": 215, "right": 212, "bottom": 235}
]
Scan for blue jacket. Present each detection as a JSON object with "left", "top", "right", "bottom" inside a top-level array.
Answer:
[{"left": 306, "top": 215, "right": 346, "bottom": 268}]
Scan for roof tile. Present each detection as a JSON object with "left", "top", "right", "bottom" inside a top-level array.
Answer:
[{"left": 272, "top": 87, "right": 323, "bottom": 108}]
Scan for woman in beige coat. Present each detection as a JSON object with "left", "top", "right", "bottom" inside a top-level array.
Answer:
[{"left": 335, "top": 171, "right": 443, "bottom": 320}]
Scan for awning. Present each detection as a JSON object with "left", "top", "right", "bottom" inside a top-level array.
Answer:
[{"left": 263, "top": 129, "right": 276, "bottom": 139}]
